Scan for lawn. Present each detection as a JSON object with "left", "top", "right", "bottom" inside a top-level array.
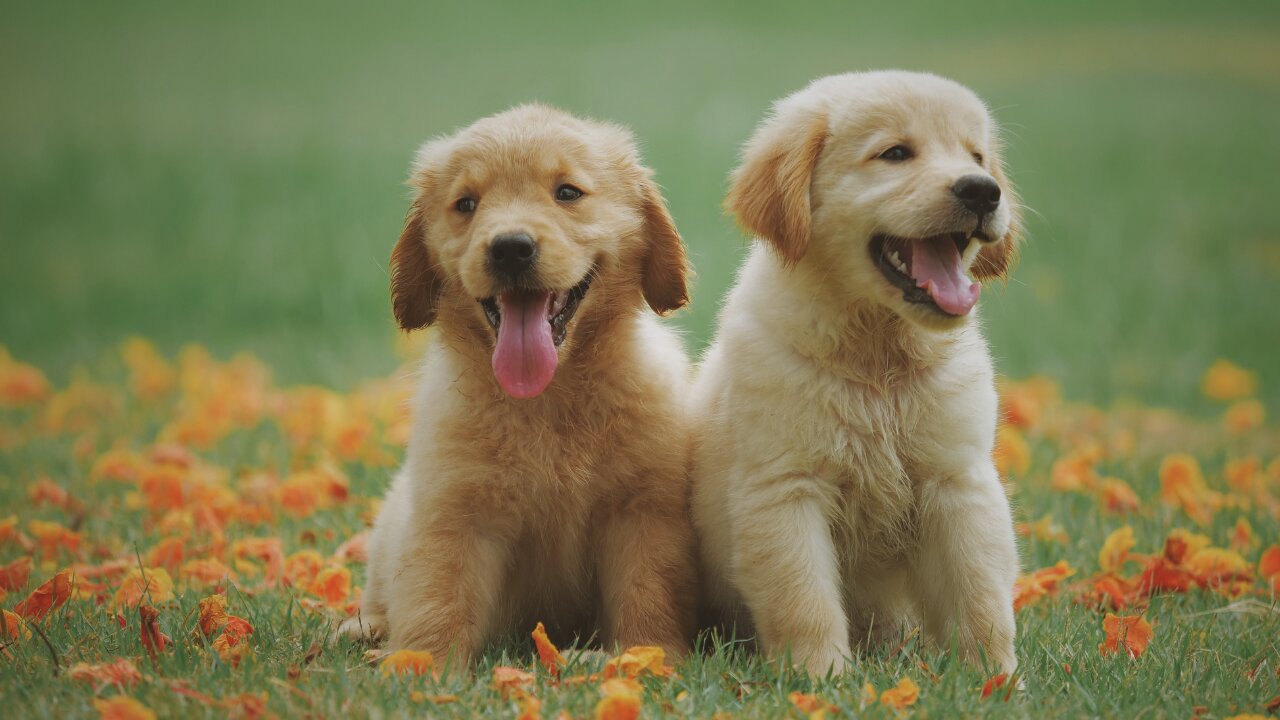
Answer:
[{"left": 2, "top": 1, "right": 1279, "bottom": 717}]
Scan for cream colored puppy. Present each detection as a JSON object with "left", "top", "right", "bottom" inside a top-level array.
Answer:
[
  {"left": 692, "top": 71, "right": 1021, "bottom": 674},
  {"left": 343, "top": 105, "right": 697, "bottom": 663}
]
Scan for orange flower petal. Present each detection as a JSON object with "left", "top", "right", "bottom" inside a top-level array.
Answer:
[
  {"left": 1259, "top": 545, "right": 1280, "bottom": 580},
  {"left": 180, "top": 558, "right": 233, "bottom": 589},
  {"left": 1223, "top": 400, "right": 1265, "bottom": 434},
  {"left": 1228, "top": 518, "right": 1257, "bottom": 552},
  {"left": 1201, "top": 359, "right": 1257, "bottom": 401},
  {"left": 28, "top": 519, "right": 83, "bottom": 560},
  {"left": 381, "top": 649, "right": 436, "bottom": 677},
  {"left": 880, "top": 677, "right": 921, "bottom": 708},
  {"left": 28, "top": 476, "right": 73, "bottom": 509},
  {"left": 603, "top": 646, "right": 671, "bottom": 679},
  {"left": 1185, "top": 548, "right": 1251, "bottom": 586},
  {"left": 70, "top": 658, "right": 144, "bottom": 689},
  {"left": 1050, "top": 448, "right": 1100, "bottom": 492},
  {"left": 93, "top": 696, "right": 156, "bottom": 720},
  {"left": 14, "top": 568, "right": 75, "bottom": 620},
  {"left": 517, "top": 695, "right": 543, "bottom": 720},
  {"left": 595, "top": 678, "right": 643, "bottom": 720},
  {"left": 993, "top": 424, "right": 1031, "bottom": 477},
  {"left": 1164, "top": 529, "right": 1211, "bottom": 564},
  {"left": 282, "top": 550, "right": 324, "bottom": 588},
  {"left": 223, "top": 615, "right": 254, "bottom": 643},
  {"left": 139, "top": 604, "right": 172, "bottom": 657},
  {"left": 532, "top": 621, "right": 566, "bottom": 676},
  {"left": 307, "top": 566, "right": 351, "bottom": 607},
  {"left": 492, "top": 666, "right": 536, "bottom": 698},
  {"left": 1137, "top": 557, "right": 1198, "bottom": 595},
  {"left": 0, "top": 353, "right": 51, "bottom": 407},
  {"left": 2, "top": 608, "right": 31, "bottom": 640},
  {"left": 788, "top": 691, "right": 831, "bottom": 713},
  {"left": 1099, "top": 478, "right": 1140, "bottom": 515},
  {"left": 230, "top": 537, "right": 284, "bottom": 587},
  {"left": 861, "top": 683, "right": 878, "bottom": 708},
  {"left": 113, "top": 567, "right": 174, "bottom": 608},
  {"left": 1013, "top": 560, "right": 1076, "bottom": 611},
  {"left": 0, "top": 555, "right": 32, "bottom": 591},
  {"left": 1086, "top": 574, "right": 1140, "bottom": 611},
  {"left": 212, "top": 632, "right": 253, "bottom": 667},
  {"left": 145, "top": 537, "right": 186, "bottom": 573},
  {"left": 1098, "top": 526, "right": 1136, "bottom": 574},
  {"left": 197, "top": 594, "right": 230, "bottom": 637},
  {"left": 1098, "top": 613, "right": 1154, "bottom": 658},
  {"left": 1159, "top": 454, "right": 1215, "bottom": 524},
  {"left": 981, "top": 673, "right": 1010, "bottom": 701}
]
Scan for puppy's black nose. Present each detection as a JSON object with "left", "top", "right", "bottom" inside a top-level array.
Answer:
[
  {"left": 488, "top": 232, "right": 538, "bottom": 279},
  {"left": 951, "top": 174, "right": 1002, "bottom": 216}
]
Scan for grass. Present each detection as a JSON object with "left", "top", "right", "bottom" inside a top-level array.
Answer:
[
  {"left": 2, "top": 0, "right": 1279, "bottom": 717},
  {"left": 0, "top": 349, "right": 1278, "bottom": 718},
  {"left": 2, "top": 2, "right": 1279, "bottom": 407}
]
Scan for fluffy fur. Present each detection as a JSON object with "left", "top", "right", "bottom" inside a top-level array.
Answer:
[
  {"left": 691, "top": 71, "right": 1022, "bottom": 674},
  {"left": 344, "top": 104, "right": 697, "bottom": 663}
]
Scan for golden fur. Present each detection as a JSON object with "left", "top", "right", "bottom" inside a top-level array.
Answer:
[
  {"left": 691, "top": 71, "right": 1022, "bottom": 674},
  {"left": 343, "top": 104, "right": 697, "bottom": 662}
]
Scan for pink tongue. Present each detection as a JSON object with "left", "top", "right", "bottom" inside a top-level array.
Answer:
[
  {"left": 492, "top": 290, "right": 558, "bottom": 399},
  {"left": 909, "top": 236, "right": 980, "bottom": 316}
]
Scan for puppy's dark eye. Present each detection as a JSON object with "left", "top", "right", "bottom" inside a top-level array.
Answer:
[
  {"left": 555, "top": 184, "right": 584, "bottom": 202},
  {"left": 972, "top": 152, "right": 985, "bottom": 165},
  {"left": 878, "top": 145, "right": 914, "bottom": 162},
  {"left": 455, "top": 197, "right": 477, "bottom": 213}
]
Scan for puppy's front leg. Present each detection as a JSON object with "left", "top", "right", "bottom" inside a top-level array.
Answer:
[
  {"left": 913, "top": 463, "right": 1019, "bottom": 672},
  {"left": 598, "top": 498, "right": 697, "bottom": 658},
  {"left": 731, "top": 480, "right": 850, "bottom": 675},
  {"left": 387, "top": 522, "right": 510, "bottom": 668}
]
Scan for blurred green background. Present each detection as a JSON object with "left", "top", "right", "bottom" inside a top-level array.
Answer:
[{"left": 3, "top": 1, "right": 1278, "bottom": 409}]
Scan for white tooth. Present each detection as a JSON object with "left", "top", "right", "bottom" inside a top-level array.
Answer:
[{"left": 889, "top": 251, "right": 901, "bottom": 264}]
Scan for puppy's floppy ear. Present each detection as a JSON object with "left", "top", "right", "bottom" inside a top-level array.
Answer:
[
  {"left": 638, "top": 177, "right": 691, "bottom": 315},
  {"left": 726, "top": 105, "right": 828, "bottom": 264},
  {"left": 390, "top": 137, "right": 455, "bottom": 330},
  {"left": 390, "top": 200, "right": 443, "bottom": 330},
  {"left": 971, "top": 156, "right": 1023, "bottom": 282}
]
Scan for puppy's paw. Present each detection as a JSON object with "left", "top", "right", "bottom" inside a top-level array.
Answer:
[
  {"left": 782, "top": 644, "right": 851, "bottom": 677},
  {"left": 337, "top": 614, "right": 387, "bottom": 644}
]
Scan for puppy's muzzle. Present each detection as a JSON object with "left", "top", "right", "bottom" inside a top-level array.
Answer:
[
  {"left": 488, "top": 232, "right": 538, "bottom": 283},
  {"left": 951, "top": 174, "right": 1001, "bottom": 217}
]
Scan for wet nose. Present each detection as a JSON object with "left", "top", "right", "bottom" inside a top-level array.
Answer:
[
  {"left": 488, "top": 232, "right": 538, "bottom": 279},
  {"left": 951, "top": 174, "right": 1002, "bottom": 216}
]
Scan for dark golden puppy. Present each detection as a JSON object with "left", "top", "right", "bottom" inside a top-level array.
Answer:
[{"left": 342, "top": 104, "right": 697, "bottom": 663}]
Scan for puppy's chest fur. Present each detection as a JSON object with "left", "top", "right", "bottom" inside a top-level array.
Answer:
[
  {"left": 782, "top": 334, "right": 984, "bottom": 569},
  {"left": 815, "top": 375, "right": 932, "bottom": 565},
  {"left": 420, "top": 353, "right": 682, "bottom": 622}
]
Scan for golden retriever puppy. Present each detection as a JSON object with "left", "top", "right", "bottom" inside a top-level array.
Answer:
[
  {"left": 342, "top": 104, "right": 697, "bottom": 663},
  {"left": 691, "top": 71, "right": 1021, "bottom": 674}
]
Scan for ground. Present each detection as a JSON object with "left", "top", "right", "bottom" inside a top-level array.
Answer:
[{"left": 1, "top": 1, "right": 1279, "bottom": 717}]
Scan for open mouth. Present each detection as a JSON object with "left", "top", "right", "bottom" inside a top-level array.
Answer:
[
  {"left": 479, "top": 273, "right": 593, "bottom": 347},
  {"left": 870, "top": 232, "right": 981, "bottom": 317},
  {"left": 477, "top": 271, "right": 594, "bottom": 399}
]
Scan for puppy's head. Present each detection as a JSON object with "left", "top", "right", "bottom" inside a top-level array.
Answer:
[
  {"left": 391, "top": 104, "right": 689, "bottom": 399},
  {"left": 728, "top": 71, "right": 1021, "bottom": 330}
]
